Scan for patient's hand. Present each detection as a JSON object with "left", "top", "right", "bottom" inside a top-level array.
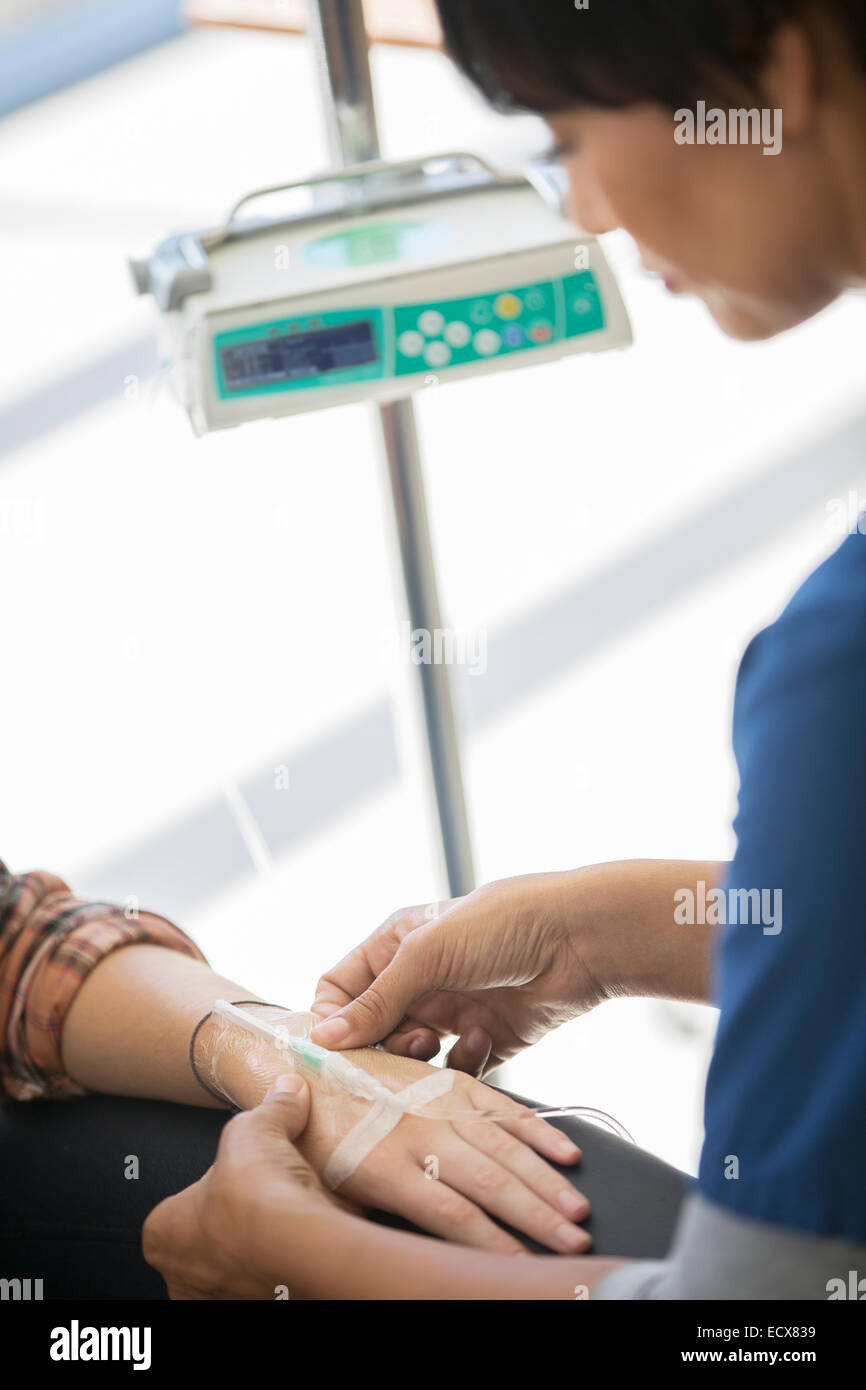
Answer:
[{"left": 207, "top": 1009, "right": 590, "bottom": 1255}]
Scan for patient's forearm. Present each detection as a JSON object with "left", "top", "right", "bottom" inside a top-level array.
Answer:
[
  {"left": 61, "top": 944, "right": 259, "bottom": 1106},
  {"left": 61, "top": 951, "right": 409, "bottom": 1114},
  {"left": 564, "top": 858, "right": 729, "bottom": 1004}
]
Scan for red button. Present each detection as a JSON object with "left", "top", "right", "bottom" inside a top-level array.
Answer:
[{"left": 529, "top": 322, "right": 553, "bottom": 343}]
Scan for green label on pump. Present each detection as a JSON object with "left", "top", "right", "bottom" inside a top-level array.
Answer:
[{"left": 304, "top": 220, "right": 451, "bottom": 269}]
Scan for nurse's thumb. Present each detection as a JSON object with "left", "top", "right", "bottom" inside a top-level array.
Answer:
[
  {"left": 226, "top": 1073, "right": 315, "bottom": 1186},
  {"left": 310, "top": 943, "right": 434, "bottom": 1050},
  {"left": 259, "top": 1072, "right": 311, "bottom": 1141},
  {"left": 252, "top": 1074, "right": 322, "bottom": 1189}
]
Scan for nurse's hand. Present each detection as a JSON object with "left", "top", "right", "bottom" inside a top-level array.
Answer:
[
  {"left": 309, "top": 872, "right": 608, "bottom": 1074},
  {"left": 144, "top": 1077, "right": 614, "bottom": 1301},
  {"left": 143, "top": 1074, "right": 335, "bottom": 1300}
]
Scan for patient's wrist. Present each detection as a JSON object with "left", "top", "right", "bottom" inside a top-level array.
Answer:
[
  {"left": 192, "top": 1004, "right": 303, "bottom": 1110},
  {"left": 193, "top": 1007, "right": 410, "bottom": 1111},
  {"left": 192, "top": 999, "right": 437, "bottom": 1115}
]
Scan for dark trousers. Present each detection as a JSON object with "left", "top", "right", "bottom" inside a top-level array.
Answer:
[{"left": 0, "top": 1088, "right": 687, "bottom": 1300}]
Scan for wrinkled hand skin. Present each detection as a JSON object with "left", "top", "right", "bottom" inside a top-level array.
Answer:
[
  {"left": 203, "top": 1007, "right": 591, "bottom": 1256},
  {"left": 310, "top": 874, "right": 609, "bottom": 1074}
]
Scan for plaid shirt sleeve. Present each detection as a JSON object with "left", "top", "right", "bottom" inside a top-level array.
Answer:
[{"left": 0, "top": 858, "right": 207, "bottom": 1102}]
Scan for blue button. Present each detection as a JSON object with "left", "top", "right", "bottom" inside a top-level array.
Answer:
[{"left": 503, "top": 325, "right": 525, "bottom": 347}]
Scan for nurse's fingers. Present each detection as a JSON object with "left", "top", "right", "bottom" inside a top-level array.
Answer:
[
  {"left": 445, "top": 1027, "right": 493, "bottom": 1077},
  {"left": 310, "top": 946, "right": 380, "bottom": 1019},
  {"left": 310, "top": 904, "right": 438, "bottom": 1020},
  {"left": 378, "top": 1024, "right": 443, "bottom": 1061},
  {"left": 311, "top": 926, "right": 448, "bottom": 1049}
]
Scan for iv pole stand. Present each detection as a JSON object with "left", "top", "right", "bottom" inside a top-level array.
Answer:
[{"left": 308, "top": 0, "right": 476, "bottom": 899}]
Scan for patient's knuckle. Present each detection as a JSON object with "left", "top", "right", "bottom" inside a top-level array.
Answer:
[
  {"left": 452, "top": 1073, "right": 474, "bottom": 1096},
  {"left": 473, "top": 1161, "right": 509, "bottom": 1195},
  {"left": 475, "top": 1123, "right": 511, "bottom": 1157},
  {"left": 434, "top": 1188, "right": 474, "bottom": 1227}
]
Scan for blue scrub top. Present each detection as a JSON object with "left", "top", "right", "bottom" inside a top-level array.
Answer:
[{"left": 699, "top": 528, "right": 866, "bottom": 1241}]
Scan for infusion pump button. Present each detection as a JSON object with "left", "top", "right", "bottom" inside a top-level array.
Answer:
[
  {"left": 398, "top": 331, "right": 425, "bottom": 358},
  {"left": 529, "top": 320, "right": 554, "bottom": 343},
  {"left": 494, "top": 293, "right": 522, "bottom": 320},
  {"left": 444, "top": 321, "right": 471, "bottom": 348},
  {"left": 424, "top": 341, "right": 452, "bottom": 368},
  {"left": 418, "top": 310, "right": 446, "bottom": 337},
  {"left": 474, "top": 329, "right": 502, "bottom": 357}
]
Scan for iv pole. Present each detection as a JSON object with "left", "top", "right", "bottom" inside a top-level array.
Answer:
[{"left": 308, "top": 0, "right": 476, "bottom": 898}]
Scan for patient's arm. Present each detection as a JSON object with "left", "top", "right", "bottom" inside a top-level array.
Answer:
[
  {"left": 62, "top": 943, "right": 262, "bottom": 1107},
  {"left": 62, "top": 945, "right": 591, "bottom": 1254},
  {"left": 0, "top": 860, "right": 209, "bottom": 1101}
]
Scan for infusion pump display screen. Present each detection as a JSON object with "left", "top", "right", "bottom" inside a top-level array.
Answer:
[{"left": 219, "top": 319, "right": 378, "bottom": 392}]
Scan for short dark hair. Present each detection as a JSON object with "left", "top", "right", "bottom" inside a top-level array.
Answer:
[{"left": 434, "top": 0, "right": 866, "bottom": 113}]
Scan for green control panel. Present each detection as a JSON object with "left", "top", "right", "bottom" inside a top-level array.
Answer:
[
  {"left": 213, "top": 271, "right": 605, "bottom": 400},
  {"left": 394, "top": 271, "right": 604, "bottom": 377}
]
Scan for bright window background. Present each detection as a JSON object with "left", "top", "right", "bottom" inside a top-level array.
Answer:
[{"left": 2, "top": 16, "right": 865, "bottom": 1175}]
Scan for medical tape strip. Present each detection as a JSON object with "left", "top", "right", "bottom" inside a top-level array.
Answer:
[{"left": 322, "top": 1068, "right": 456, "bottom": 1191}]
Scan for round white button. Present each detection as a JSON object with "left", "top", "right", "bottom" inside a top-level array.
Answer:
[
  {"left": 424, "top": 341, "right": 451, "bottom": 368},
  {"left": 474, "top": 329, "right": 502, "bottom": 357},
  {"left": 444, "top": 321, "right": 471, "bottom": 348},
  {"left": 398, "top": 330, "right": 425, "bottom": 358},
  {"left": 418, "top": 310, "right": 446, "bottom": 337}
]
